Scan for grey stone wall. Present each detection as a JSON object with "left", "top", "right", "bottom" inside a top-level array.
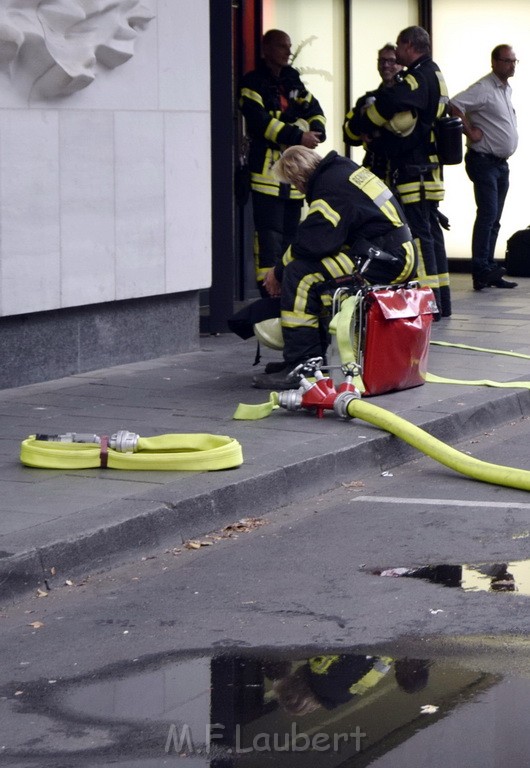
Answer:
[{"left": 0, "top": 292, "right": 199, "bottom": 389}]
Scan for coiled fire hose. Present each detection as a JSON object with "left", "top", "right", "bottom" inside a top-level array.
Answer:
[{"left": 20, "top": 431, "right": 243, "bottom": 471}]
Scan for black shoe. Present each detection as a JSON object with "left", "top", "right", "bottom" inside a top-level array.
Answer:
[
  {"left": 264, "top": 361, "right": 288, "bottom": 374},
  {"left": 252, "top": 369, "right": 302, "bottom": 390},
  {"left": 475, "top": 265, "right": 506, "bottom": 290},
  {"left": 490, "top": 278, "right": 518, "bottom": 289}
]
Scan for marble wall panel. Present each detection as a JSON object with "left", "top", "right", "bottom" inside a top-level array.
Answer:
[
  {"left": 164, "top": 111, "right": 211, "bottom": 293},
  {"left": 59, "top": 111, "right": 116, "bottom": 306},
  {"left": 0, "top": 0, "right": 211, "bottom": 320},
  {"left": 157, "top": 0, "right": 210, "bottom": 111},
  {"left": 114, "top": 111, "right": 166, "bottom": 299},
  {"left": 0, "top": 111, "right": 61, "bottom": 315}
]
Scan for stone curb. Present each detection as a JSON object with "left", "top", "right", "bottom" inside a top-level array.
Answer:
[{"left": 1, "top": 388, "right": 528, "bottom": 601}]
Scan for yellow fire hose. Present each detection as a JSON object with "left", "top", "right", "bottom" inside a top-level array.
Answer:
[
  {"left": 20, "top": 431, "right": 243, "bottom": 471},
  {"left": 343, "top": 397, "right": 530, "bottom": 492}
]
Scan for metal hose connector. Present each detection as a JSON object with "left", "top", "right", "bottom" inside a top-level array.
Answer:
[
  {"left": 277, "top": 389, "right": 303, "bottom": 411},
  {"left": 333, "top": 390, "right": 360, "bottom": 420},
  {"left": 109, "top": 430, "right": 139, "bottom": 453}
]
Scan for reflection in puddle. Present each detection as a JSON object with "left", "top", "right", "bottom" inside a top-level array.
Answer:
[
  {"left": 3, "top": 646, "right": 530, "bottom": 766},
  {"left": 373, "top": 559, "right": 530, "bottom": 594}
]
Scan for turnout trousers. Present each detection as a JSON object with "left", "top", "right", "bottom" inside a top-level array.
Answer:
[
  {"left": 252, "top": 192, "right": 303, "bottom": 295},
  {"left": 404, "top": 200, "right": 451, "bottom": 317},
  {"left": 280, "top": 253, "right": 358, "bottom": 366}
]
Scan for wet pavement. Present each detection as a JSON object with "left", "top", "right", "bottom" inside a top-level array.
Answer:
[
  {"left": 2, "top": 273, "right": 530, "bottom": 598},
  {"left": 1, "top": 642, "right": 530, "bottom": 766}
]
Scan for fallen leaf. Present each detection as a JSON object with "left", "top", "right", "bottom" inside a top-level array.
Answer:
[
  {"left": 36, "top": 589, "right": 48, "bottom": 598},
  {"left": 50, "top": 567, "right": 56, "bottom": 576},
  {"left": 429, "top": 609, "right": 444, "bottom": 615},
  {"left": 65, "top": 580, "right": 74, "bottom": 587},
  {"left": 185, "top": 541, "right": 202, "bottom": 550},
  {"left": 420, "top": 704, "right": 439, "bottom": 714},
  {"left": 342, "top": 480, "right": 365, "bottom": 489},
  {"left": 14, "top": 691, "right": 23, "bottom": 696},
  {"left": 28, "top": 621, "right": 44, "bottom": 629}
]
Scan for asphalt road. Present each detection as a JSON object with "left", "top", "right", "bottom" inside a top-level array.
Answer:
[{"left": 1, "top": 413, "right": 530, "bottom": 765}]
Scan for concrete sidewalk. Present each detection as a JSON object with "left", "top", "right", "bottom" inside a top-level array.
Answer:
[{"left": 2, "top": 273, "right": 530, "bottom": 598}]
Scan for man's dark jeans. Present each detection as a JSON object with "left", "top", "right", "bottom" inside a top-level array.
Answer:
[{"left": 465, "top": 149, "right": 510, "bottom": 277}]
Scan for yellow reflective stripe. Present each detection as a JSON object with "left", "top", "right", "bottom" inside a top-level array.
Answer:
[
  {"left": 393, "top": 240, "right": 416, "bottom": 283},
  {"left": 308, "top": 113, "right": 327, "bottom": 125},
  {"left": 404, "top": 73, "right": 419, "bottom": 91},
  {"left": 399, "top": 190, "right": 445, "bottom": 203},
  {"left": 350, "top": 168, "right": 410, "bottom": 228},
  {"left": 308, "top": 198, "right": 340, "bottom": 227},
  {"left": 292, "top": 272, "right": 324, "bottom": 313},
  {"left": 334, "top": 252, "right": 355, "bottom": 273},
  {"left": 309, "top": 655, "right": 341, "bottom": 674},
  {"left": 439, "top": 271, "right": 450, "bottom": 288},
  {"left": 255, "top": 267, "right": 270, "bottom": 281},
  {"left": 251, "top": 175, "right": 305, "bottom": 199},
  {"left": 282, "top": 245, "right": 294, "bottom": 266},
  {"left": 366, "top": 102, "right": 387, "bottom": 127},
  {"left": 320, "top": 253, "right": 354, "bottom": 278},
  {"left": 240, "top": 87, "right": 264, "bottom": 107},
  {"left": 349, "top": 167, "right": 386, "bottom": 198},
  {"left": 344, "top": 123, "right": 360, "bottom": 142},
  {"left": 348, "top": 657, "right": 393, "bottom": 696},
  {"left": 380, "top": 200, "right": 404, "bottom": 227},
  {"left": 321, "top": 257, "right": 344, "bottom": 278},
  {"left": 265, "top": 117, "right": 286, "bottom": 143},
  {"left": 281, "top": 311, "right": 319, "bottom": 329},
  {"left": 415, "top": 242, "right": 440, "bottom": 288},
  {"left": 436, "top": 70, "right": 449, "bottom": 98}
]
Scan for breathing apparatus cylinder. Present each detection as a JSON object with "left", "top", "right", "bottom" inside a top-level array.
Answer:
[{"left": 434, "top": 116, "right": 463, "bottom": 165}]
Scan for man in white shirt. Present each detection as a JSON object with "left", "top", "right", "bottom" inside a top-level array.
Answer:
[{"left": 450, "top": 45, "right": 519, "bottom": 291}]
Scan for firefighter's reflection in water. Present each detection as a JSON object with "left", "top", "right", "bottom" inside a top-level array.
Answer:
[
  {"left": 271, "top": 654, "right": 430, "bottom": 716},
  {"left": 378, "top": 563, "right": 516, "bottom": 592}
]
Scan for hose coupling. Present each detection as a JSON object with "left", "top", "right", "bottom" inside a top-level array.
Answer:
[
  {"left": 109, "top": 430, "right": 139, "bottom": 453},
  {"left": 277, "top": 389, "right": 303, "bottom": 411},
  {"left": 333, "top": 390, "right": 360, "bottom": 420},
  {"left": 35, "top": 432, "right": 101, "bottom": 444}
]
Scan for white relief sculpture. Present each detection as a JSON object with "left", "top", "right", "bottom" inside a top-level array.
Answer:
[{"left": 0, "top": 0, "right": 154, "bottom": 98}]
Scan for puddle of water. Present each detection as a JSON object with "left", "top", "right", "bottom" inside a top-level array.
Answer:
[
  {"left": 372, "top": 559, "right": 530, "bottom": 594},
  {"left": 3, "top": 646, "right": 530, "bottom": 766}
]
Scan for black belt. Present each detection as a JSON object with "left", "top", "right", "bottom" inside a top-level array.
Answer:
[
  {"left": 468, "top": 148, "right": 508, "bottom": 162},
  {"left": 372, "top": 224, "right": 413, "bottom": 250}
]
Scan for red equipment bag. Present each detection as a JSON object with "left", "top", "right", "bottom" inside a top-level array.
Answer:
[{"left": 361, "top": 285, "right": 437, "bottom": 397}]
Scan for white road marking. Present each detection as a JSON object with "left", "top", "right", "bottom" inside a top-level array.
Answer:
[{"left": 351, "top": 496, "right": 530, "bottom": 509}]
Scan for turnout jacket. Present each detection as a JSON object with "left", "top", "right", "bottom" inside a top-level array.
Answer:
[
  {"left": 360, "top": 55, "right": 449, "bottom": 204},
  {"left": 239, "top": 61, "right": 326, "bottom": 199},
  {"left": 275, "top": 151, "right": 416, "bottom": 282},
  {"left": 305, "top": 655, "right": 393, "bottom": 710},
  {"left": 343, "top": 84, "right": 391, "bottom": 182}
]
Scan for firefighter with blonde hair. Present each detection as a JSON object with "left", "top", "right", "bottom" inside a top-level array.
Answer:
[{"left": 253, "top": 146, "right": 417, "bottom": 389}]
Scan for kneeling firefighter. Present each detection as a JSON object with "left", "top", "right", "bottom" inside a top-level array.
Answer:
[{"left": 252, "top": 146, "right": 418, "bottom": 390}]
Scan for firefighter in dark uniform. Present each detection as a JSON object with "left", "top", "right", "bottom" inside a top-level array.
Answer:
[
  {"left": 272, "top": 653, "right": 429, "bottom": 716},
  {"left": 358, "top": 26, "right": 451, "bottom": 318},
  {"left": 252, "top": 146, "right": 418, "bottom": 390},
  {"left": 239, "top": 29, "right": 327, "bottom": 296},
  {"left": 343, "top": 43, "right": 403, "bottom": 182}
]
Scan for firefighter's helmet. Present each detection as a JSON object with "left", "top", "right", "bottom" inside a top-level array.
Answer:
[
  {"left": 254, "top": 318, "right": 284, "bottom": 350},
  {"left": 384, "top": 110, "right": 417, "bottom": 137}
]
